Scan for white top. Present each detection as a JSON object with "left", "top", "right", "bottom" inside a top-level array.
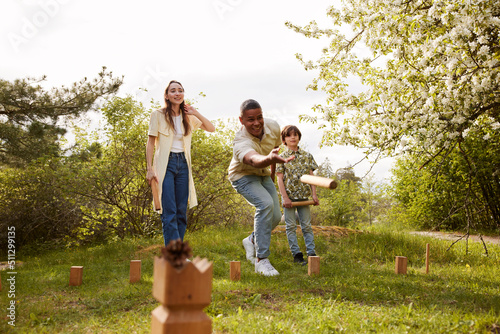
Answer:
[{"left": 170, "top": 115, "right": 184, "bottom": 152}]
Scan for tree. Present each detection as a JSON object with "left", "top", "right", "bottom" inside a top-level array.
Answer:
[
  {"left": 287, "top": 0, "right": 498, "bottom": 160},
  {"left": 0, "top": 67, "right": 122, "bottom": 166},
  {"left": 287, "top": 0, "right": 499, "bottom": 231},
  {"left": 390, "top": 124, "right": 500, "bottom": 232}
]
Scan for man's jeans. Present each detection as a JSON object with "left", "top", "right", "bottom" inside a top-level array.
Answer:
[
  {"left": 231, "top": 175, "right": 281, "bottom": 259},
  {"left": 284, "top": 205, "right": 316, "bottom": 256},
  {"left": 161, "top": 152, "right": 189, "bottom": 246}
]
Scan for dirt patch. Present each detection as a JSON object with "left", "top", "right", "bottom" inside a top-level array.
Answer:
[
  {"left": 134, "top": 244, "right": 163, "bottom": 258},
  {"left": 272, "top": 225, "right": 360, "bottom": 238},
  {"left": 0, "top": 261, "right": 24, "bottom": 271},
  {"left": 411, "top": 231, "right": 500, "bottom": 245}
]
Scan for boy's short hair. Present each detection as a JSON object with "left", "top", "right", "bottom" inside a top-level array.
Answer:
[
  {"left": 240, "top": 99, "right": 262, "bottom": 117},
  {"left": 281, "top": 125, "right": 302, "bottom": 144}
]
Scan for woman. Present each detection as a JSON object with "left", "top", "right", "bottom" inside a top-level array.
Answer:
[{"left": 146, "top": 80, "right": 215, "bottom": 246}]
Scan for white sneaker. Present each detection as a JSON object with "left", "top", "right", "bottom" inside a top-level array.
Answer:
[
  {"left": 242, "top": 237, "right": 256, "bottom": 263},
  {"left": 255, "top": 258, "right": 279, "bottom": 276}
]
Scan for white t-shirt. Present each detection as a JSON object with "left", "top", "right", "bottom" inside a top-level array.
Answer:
[{"left": 170, "top": 115, "right": 184, "bottom": 152}]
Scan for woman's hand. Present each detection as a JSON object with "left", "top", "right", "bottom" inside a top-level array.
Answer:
[
  {"left": 184, "top": 104, "right": 198, "bottom": 116},
  {"left": 146, "top": 170, "right": 158, "bottom": 186}
]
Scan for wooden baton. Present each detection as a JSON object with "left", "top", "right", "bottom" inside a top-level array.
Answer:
[
  {"left": 151, "top": 179, "right": 161, "bottom": 210},
  {"left": 300, "top": 175, "right": 338, "bottom": 189},
  {"left": 291, "top": 200, "right": 315, "bottom": 207}
]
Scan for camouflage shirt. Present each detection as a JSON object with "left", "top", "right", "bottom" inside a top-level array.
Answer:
[{"left": 276, "top": 146, "right": 318, "bottom": 200}]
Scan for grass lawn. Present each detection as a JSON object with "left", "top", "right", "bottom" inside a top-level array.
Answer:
[{"left": 1, "top": 223, "right": 499, "bottom": 333}]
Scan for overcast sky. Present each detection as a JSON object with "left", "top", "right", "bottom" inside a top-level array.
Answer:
[{"left": 1, "top": 0, "right": 395, "bottom": 181}]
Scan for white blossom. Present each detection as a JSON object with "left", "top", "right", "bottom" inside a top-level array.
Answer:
[{"left": 290, "top": 0, "right": 499, "bottom": 160}]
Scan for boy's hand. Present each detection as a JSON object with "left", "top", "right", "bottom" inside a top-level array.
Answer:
[
  {"left": 282, "top": 197, "right": 293, "bottom": 208},
  {"left": 312, "top": 194, "right": 320, "bottom": 206}
]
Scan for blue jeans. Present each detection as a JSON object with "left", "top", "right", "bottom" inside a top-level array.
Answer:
[
  {"left": 231, "top": 175, "right": 281, "bottom": 259},
  {"left": 161, "top": 152, "right": 189, "bottom": 246},
  {"left": 284, "top": 205, "right": 316, "bottom": 256}
]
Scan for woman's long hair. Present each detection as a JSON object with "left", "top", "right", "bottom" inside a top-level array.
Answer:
[{"left": 163, "top": 80, "right": 190, "bottom": 136}]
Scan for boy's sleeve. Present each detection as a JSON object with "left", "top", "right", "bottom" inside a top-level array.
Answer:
[
  {"left": 309, "top": 153, "right": 318, "bottom": 171},
  {"left": 276, "top": 162, "right": 284, "bottom": 174}
]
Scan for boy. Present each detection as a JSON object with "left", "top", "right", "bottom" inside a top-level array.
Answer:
[{"left": 276, "top": 125, "right": 319, "bottom": 265}]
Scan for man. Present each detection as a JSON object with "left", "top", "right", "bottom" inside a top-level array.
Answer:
[{"left": 228, "top": 99, "right": 294, "bottom": 276}]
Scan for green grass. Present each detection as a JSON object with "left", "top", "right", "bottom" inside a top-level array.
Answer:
[{"left": 1, "top": 224, "right": 499, "bottom": 333}]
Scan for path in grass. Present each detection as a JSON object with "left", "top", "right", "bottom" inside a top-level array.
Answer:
[{"left": 411, "top": 231, "right": 500, "bottom": 245}]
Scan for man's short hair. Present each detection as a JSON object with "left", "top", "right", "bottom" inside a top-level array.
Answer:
[{"left": 240, "top": 99, "right": 262, "bottom": 117}]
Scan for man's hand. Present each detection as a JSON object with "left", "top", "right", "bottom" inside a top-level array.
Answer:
[
  {"left": 266, "top": 147, "right": 294, "bottom": 165},
  {"left": 243, "top": 148, "right": 294, "bottom": 168}
]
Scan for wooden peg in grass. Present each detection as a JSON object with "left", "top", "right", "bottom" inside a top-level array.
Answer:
[
  {"left": 395, "top": 256, "right": 407, "bottom": 275},
  {"left": 230, "top": 261, "right": 241, "bottom": 281},
  {"left": 308, "top": 256, "right": 320, "bottom": 276},
  {"left": 69, "top": 266, "right": 83, "bottom": 286},
  {"left": 425, "top": 244, "right": 430, "bottom": 274},
  {"left": 130, "top": 260, "right": 142, "bottom": 283}
]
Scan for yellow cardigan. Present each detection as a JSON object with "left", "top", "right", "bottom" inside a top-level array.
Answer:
[{"left": 148, "top": 109, "right": 202, "bottom": 213}]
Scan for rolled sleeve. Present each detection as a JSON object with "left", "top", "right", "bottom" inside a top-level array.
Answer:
[
  {"left": 234, "top": 138, "right": 255, "bottom": 162},
  {"left": 148, "top": 110, "right": 159, "bottom": 137}
]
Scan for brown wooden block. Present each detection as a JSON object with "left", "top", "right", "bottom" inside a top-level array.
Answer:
[
  {"left": 69, "top": 266, "right": 83, "bottom": 286},
  {"left": 230, "top": 261, "right": 241, "bottom": 281},
  {"left": 152, "top": 257, "right": 213, "bottom": 334},
  {"left": 151, "top": 305, "right": 212, "bottom": 334},
  {"left": 395, "top": 256, "right": 407, "bottom": 275},
  {"left": 130, "top": 260, "right": 141, "bottom": 283},
  {"left": 308, "top": 256, "right": 320, "bottom": 276},
  {"left": 152, "top": 256, "right": 213, "bottom": 308}
]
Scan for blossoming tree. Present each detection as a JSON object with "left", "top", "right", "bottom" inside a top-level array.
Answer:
[
  {"left": 287, "top": 0, "right": 499, "bottom": 232},
  {"left": 288, "top": 0, "right": 498, "bottom": 160}
]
